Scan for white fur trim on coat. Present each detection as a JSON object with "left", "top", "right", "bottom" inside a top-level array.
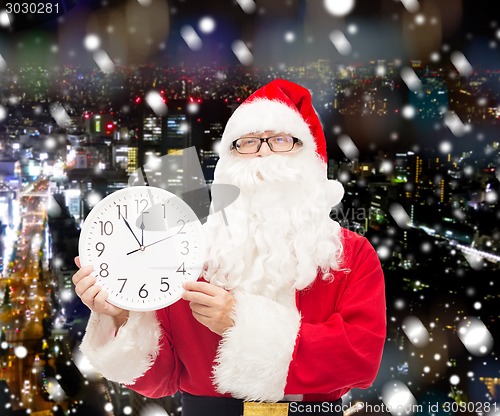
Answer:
[
  {"left": 219, "top": 99, "right": 317, "bottom": 160},
  {"left": 213, "top": 291, "right": 301, "bottom": 402},
  {"left": 79, "top": 311, "right": 161, "bottom": 385}
]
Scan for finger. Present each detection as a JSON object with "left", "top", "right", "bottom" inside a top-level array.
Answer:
[
  {"left": 94, "top": 290, "right": 121, "bottom": 315},
  {"left": 104, "top": 302, "right": 126, "bottom": 317},
  {"left": 191, "top": 308, "right": 216, "bottom": 326},
  {"left": 80, "top": 284, "right": 102, "bottom": 308},
  {"left": 75, "top": 256, "right": 81, "bottom": 268},
  {"left": 72, "top": 265, "right": 93, "bottom": 285},
  {"left": 93, "top": 289, "right": 110, "bottom": 308},
  {"left": 94, "top": 290, "right": 122, "bottom": 315},
  {"left": 190, "top": 310, "right": 230, "bottom": 336},
  {"left": 183, "top": 281, "right": 223, "bottom": 296},
  {"left": 182, "top": 290, "right": 212, "bottom": 306},
  {"left": 189, "top": 302, "right": 212, "bottom": 318},
  {"left": 87, "top": 289, "right": 125, "bottom": 317},
  {"left": 75, "top": 275, "right": 97, "bottom": 297}
]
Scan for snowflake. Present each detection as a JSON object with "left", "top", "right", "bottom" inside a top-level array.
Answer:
[
  {"left": 232, "top": 40, "right": 253, "bottom": 66},
  {"left": 337, "top": 134, "right": 359, "bottom": 160},
  {"left": 324, "top": 0, "right": 355, "bottom": 17},
  {"left": 199, "top": 16, "right": 216, "bottom": 34},
  {"left": 181, "top": 25, "right": 203, "bottom": 51}
]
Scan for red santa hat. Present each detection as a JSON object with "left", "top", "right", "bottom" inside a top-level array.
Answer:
[{"left": 219, "top": 79, "right": 328, "bottom": 163}]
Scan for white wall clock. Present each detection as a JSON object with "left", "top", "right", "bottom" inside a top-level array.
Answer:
[{"left": 78, "top": 186, "right": 205, "bottom": 311}]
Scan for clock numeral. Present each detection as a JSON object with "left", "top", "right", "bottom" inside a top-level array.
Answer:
[
  {"left": 117, "top": 204, "right": 128, "bottom": 219},
  {"left": 136, "top": 199, "right": 149, "bottom": 214},
  {"left": 99, "top": 221, "right": 114, "bottom": 236},
  {"left": 160, "top": 277, "right": 170, "bottom": 292},
  {"left": 99, "top": 263, "right": 109, "bottom": 277},
  {"left": 176, "top": 262, "right": 186, "bottom": 275},
  {"left": 139, "top": 284, "right": 149, "bottom": 298},
  {"left": 95, "top": 242, "right": 105, "bottom": 257},
  {"left": 118, "top": 278, "right": 127, "bottom": 293},
  {"left": 180, "top": 241, "right": 189, "bottom": 255},
  {"left": 177, "top": 219, "right": 186, "bottom": 234}
]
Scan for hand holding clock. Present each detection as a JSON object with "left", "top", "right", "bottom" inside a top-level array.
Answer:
[
  {"left": 72, "top": 256, "right": 235, "bottom": 336},
  {"left": 76, "top": 186, "right": 231, "bottom": 330},
  {"left": 72, "top": 256, "right": 129, "bottom": 328},
  {"left": 78, "top": 186, "right": 206, "bottom": 311},
  {"left": 182, "top": 281, "right": 236, "bottom": 336}
]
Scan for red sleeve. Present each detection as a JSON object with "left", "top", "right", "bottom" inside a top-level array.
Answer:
[
  {"left": 127, "top": 308, "right": 181, "bottom": 398},
  {"left": 285, "top": 234, "right": 386, "bottom": 395}
]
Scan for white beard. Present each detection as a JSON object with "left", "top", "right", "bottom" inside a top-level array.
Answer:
[{"left": 203, "top": 151, "right": 344, "bottom": 303}]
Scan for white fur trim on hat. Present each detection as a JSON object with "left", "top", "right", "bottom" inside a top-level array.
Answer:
[
  {"left": 79, "top": 311, "right": 161, "bottom": 384},
  {"left": 213, "top": 291, "right": 301, "bottom": 402},
  {"left": 219, "top": 99, "right": 317, "bottom": 160}
]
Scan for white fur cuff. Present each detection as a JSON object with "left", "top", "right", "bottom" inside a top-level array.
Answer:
[
  {"left": 213, "top": 291, "right": 301, "bottom": 402},
  {"left": 79, "top": 311, "right": 161, "bottom": 385}
]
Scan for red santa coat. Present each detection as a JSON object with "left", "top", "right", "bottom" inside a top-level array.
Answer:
[{"left": 79, "top": 228, "right": 386, "bottom": 402}]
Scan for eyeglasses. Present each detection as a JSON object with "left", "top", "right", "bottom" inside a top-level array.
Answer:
[{"left": 231, "top": 134, "right": 302, "bottom": 154}]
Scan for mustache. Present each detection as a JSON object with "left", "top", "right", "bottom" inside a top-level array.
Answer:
[{"left": 216, "top": 155, "right": 304, "bottom": 189}]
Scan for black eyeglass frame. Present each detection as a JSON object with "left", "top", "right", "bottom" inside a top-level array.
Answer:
[{"left": 230, "top": 135, "right": 303, "bottom": 154}]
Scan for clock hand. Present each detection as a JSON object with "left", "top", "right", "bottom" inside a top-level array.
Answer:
[
  {"left": 126, "top": 234, "right": 175, "bottom": 255},
  {"left": 140, "top": 213, "right": 145, "bottom": 246},
  {"left": 123, "top": 218, "right": 142, "bottom": 247}
]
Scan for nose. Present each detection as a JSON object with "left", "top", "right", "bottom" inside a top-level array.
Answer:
[{"left": 256, "top": 140, "right": 273, "bottom": 157}]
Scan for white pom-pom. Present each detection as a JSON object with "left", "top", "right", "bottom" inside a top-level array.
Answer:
[{"left": 326, "top": 180, "right": 344, "bottom": 207}]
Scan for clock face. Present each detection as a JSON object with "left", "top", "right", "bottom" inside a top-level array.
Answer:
[{"left": 78, "top": 186, "right": 205, "bottom": 311}]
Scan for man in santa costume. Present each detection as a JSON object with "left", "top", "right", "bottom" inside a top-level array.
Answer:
[{"left": 72, "top": 79, "right": 386, "bottom": 416}]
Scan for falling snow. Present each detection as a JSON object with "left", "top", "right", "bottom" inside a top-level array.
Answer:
[
  {"left": 83, "top": 34, "right": 101, "bottom": 52},
  {"left": 198, "top": 16, "right": 216, "bottom": 34},
  {"left": 180, "top": 25, "right": 203, "bottom": 51},
  {"left": 450, "top": 51, "right": 474, "bottom": 77},
  {"left": 382, "top": 380, "right": 418, "bottom": 416},
  {"left": 236, "top": 0, "right": 257, "bottom": 14},
  {"left": 400, "top": 0, "right": 420, "bottom": 13},
  {"left": 0, "top": 10, "right": 10, "bottom": 28},
  {"left": 323, "top": 0, "right": 355, "bottom": 17},
  {"left": 231, "top": 40, "right": 253, "bottom": 66},
  {"left": 401, "top": 105, "right": 417, "bottom": 119},
  {"left": 145, "top": 90, "right": 168, "bottom": 117},
  {"left": 389, "top": 203, "right": 411, "bottom": 229},
  {"left": 93, "top": 49, "right": 116, "bottom": 74},
  {"left": 337, "top": 134, "right": 359, "bottom": 160},
  {"left": 400, "top": 67, "right": 422, "bottom": 92},
  {"left": 329, "top": 30, "right": 352, "bottom": 56},
  {"left": 49, "top": 103, "right": 71, "bottom": 128},
  {"left": 402, "top": 315, "right": 431, "bottom": 348},
  {"left": 443, "top": 111, "right": 470, "bottom": 136},
  {"left": 0, "top": 53, "right": 6, "bottom": 72},
  {"left": 458, "top": 317, "right": 494, "bottom": 356}
]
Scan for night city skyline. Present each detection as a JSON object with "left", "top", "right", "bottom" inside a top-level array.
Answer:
[{"left": 0, "top": 1, "right": 499, "bottom": 415}]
